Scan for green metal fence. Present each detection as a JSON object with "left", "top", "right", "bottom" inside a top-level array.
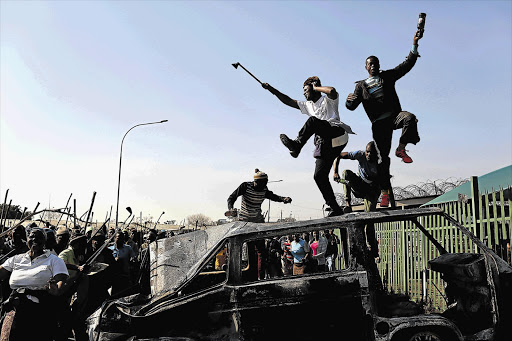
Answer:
[{"left": 375, "top": 181, "right": 511, "bottom": 312}]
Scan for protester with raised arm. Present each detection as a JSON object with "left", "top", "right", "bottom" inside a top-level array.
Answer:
[
  {"left": 345, "top": 30, "right": 424, "bottom": 207},
  {"left": 262, "top": 77, "right": 354, "bottom": 216}
]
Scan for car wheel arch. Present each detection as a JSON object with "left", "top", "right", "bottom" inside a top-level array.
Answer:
[{"left": 391, "top": 326, "right": 460, "bottom": 341}]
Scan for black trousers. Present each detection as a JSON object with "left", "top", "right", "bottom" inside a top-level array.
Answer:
[
  {"left": 372, "top": 111, "right": 420, "bottom": 190},
  {"left": 341, "top": 169, "right": 380, "bottom": 207},
  {"left": 342, "top": 170, "right": 380, "bottom": 258},
  {"left": 296, "top": 117, "right": 346, "bottom": 210}
]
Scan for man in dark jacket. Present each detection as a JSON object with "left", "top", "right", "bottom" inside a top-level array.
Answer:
[{"left": 345, "top": 30, "right": 423, "bottom": 207}]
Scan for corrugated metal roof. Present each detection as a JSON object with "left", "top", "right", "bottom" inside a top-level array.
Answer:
[{"left": 422, "top": 165, "right": 512, "bottom": 206}]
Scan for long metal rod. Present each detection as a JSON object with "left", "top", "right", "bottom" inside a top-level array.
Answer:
[
  {"left": 233, "top": 63, "right": 262, "bottom": 84},
  {"left": 153, "top": 212, "right": 165, "bottom": 229},
  {"left": 115, "top": 120, "right": 168, "bottom": 229}
]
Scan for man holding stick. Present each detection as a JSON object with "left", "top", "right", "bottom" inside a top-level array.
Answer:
[
  {"left": 262, "top": 77, "right": 354, "bottom": 216},
  {"left": 345, "top": 29, "right": 424, "bottom": 207}
]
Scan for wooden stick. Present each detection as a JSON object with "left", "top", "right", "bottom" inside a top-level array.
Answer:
[
  {"left": 0, "top": 189, "right": 8, "bottom": 232},
  {"left": 55, "top": 193, "right": 72, "bottom": 227},
  {"left": 73, "top": 199, "right": 77, "bottom": 229},
  {"left": 83, "top": 192, "right": 97, "bottom": 233},
  {"left": 1, "top": 200, "right": 12, "bottom": 231},
  {"left": 0, "top": 208, "right": 65, "bottom": 238}
]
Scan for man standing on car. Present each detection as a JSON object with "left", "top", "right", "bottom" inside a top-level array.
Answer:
[
  {"left": 227, "top": 169, "right": 291, "bottom": 280},
  {"left": 345, "top": 30, "right": 424, "bottom": 207},
  {"left": 227, "top": 169, "right": 292, "bottom": 223},
  {"left": 262, "top": 77, "right": 354, "bottom": 217}
]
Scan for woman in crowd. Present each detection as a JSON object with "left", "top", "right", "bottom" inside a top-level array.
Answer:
[
  {"left": 289, "top": 234, "right": 310, "bottom": 275},
  {"left": 310, "top": 230, "right": 328, "bottom": 272},
  {"left": 0, "top": 227, "right": 69, "bottom": 340}
]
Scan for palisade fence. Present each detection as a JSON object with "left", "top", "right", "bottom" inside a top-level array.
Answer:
[{"left": 375, "top": 178, "right": 511, "bottom": 312}]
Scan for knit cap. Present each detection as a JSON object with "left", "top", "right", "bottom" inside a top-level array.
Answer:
[{"left": 253, "top": 168, "right": 268, "bottom": 180}]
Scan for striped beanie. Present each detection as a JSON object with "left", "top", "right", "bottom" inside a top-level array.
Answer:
[{"left": 254, "top": 168, "right": 268, "bottom": 180}]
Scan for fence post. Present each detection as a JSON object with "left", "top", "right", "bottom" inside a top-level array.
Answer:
[
  {"left": 470, "top": 176, "right": 480, "bottom": 253},
  {"left": 401, "top": 218, "right": 408, "bottom": 295}
]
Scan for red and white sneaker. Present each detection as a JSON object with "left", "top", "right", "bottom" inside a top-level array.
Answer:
[
  {"left": 380, "top": 194, "right": 389, "bottom": 207},
  {"left": 395, "top": 149, "right": 413, "bottom": 163}
]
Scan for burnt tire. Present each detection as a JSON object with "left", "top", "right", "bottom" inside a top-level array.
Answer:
[
  {"left": 394, "top": 327, "right": 457, "bottom": 341},
  {"left": 407, "top": 331, "right": 443, "bottom": 341}
]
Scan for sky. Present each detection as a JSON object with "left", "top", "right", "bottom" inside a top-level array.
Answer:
[{"left": 1, "top": 1, "right": 511, "bottom": 225}]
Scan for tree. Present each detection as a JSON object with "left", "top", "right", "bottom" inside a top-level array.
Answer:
[
  {"left": 0, "top": 204, "right": 31, "bottom": 220},
  {"left": 186, "top": 213, "right": 212, "bottom": 227},
  {"left": 142, "top": 215, "right": 154, "bottom": 224}
]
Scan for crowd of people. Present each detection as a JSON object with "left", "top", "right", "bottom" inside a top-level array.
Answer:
[
  {"left": 0, "top": 221, "right": 168, "bottom": 340},
  {"left": 240, "top": 229, "right": 342, "bottom": 282}
]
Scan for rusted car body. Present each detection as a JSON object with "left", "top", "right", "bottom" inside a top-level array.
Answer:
[{"left": 86, "top": 207, "right": 511, "bottom": 341}]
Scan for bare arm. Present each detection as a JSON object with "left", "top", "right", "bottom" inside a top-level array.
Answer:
[
  {"left": 262, "top": 83, "right": 299, "bottom": 109},
  {"left": 333, "top": 152, "right": 350, "bottom": 181},
  {"left": 312, "top": 84, "right": 338, "bottom": 100}
]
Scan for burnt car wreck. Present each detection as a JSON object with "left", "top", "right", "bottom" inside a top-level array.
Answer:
[{"left": 87, "top": 207, "right": 512, "bottom": 341}]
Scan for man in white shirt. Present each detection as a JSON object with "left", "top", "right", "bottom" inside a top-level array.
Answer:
[{"left": 262, "top": 77, "right": 354, "bottom": 216}]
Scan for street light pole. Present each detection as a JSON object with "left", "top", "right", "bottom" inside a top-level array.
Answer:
[{"left": 115, "top": 120, "right": 168, "bottom": 229}]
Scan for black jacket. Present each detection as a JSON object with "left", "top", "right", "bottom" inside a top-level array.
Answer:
[{"left": 346, "top": 51, "right": 418, "bottom": 123}]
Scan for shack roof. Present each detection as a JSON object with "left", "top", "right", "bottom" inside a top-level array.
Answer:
[{"left": 422, "top": 165, "right": 512, "bottom": 206}]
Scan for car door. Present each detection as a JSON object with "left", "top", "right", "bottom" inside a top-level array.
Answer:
[{"left": 232, "top": 232, "right": 371, "bottom": 341}]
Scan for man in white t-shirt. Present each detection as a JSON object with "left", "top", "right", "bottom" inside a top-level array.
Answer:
[{"left": 262, "top": 77, "right": 354, "bottom": 216}]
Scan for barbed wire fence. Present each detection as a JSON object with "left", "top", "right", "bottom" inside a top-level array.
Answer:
[{"left": 335, "top": 178, "right": 470, "bottom": 206}]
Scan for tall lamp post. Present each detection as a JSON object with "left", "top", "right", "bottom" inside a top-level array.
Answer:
[
  {"left": 115, "top": 120, "right": 168, "bottom": 228},
  {"left": 267, "top": 179, "right": 283, "bottom": 222}
]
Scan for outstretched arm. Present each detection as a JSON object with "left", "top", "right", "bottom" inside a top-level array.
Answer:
[
  {"left": 262, "top": 83, "right": 300, "bottom": 109},
  {"left": 265, "top": 190, "right": 292, "bottom": 204},
  {"left": 333, "top": 152, "right": 350, "bottom": 182},
  {"left": 390, "top": 31, "right": 424, "bottom": 80}
]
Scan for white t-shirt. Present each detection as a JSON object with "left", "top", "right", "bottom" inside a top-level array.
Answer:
[
  {"left": 2, "top": 250, "right": 69, "bottom": 290},
  {"left": 297, "top": 95, "right": 354, "bottom": 135}
]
